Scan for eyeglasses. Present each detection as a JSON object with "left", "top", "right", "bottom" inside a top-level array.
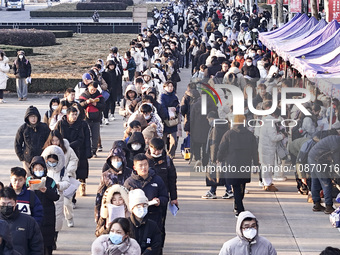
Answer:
[
  {"left": 242, "top": 224, "right": 257, "bottom": 230},
  {"left": 135, "top": 204, "right": 148, "bottom": 209}
]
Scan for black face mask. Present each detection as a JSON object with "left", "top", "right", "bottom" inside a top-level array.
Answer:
[{"left": 0, "top": 205, "right": 14, "bottom": 217}]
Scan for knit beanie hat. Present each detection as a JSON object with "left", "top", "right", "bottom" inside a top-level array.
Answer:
[{"left": 129, "top": 189, "right": 149, "bottom": 211}]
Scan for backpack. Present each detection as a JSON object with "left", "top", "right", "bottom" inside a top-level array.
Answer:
[
  {"left": 206, "top": 22, "right": 212, "bottom": 31},
  {"left": 296, "top": 138, "right": 317, "bottom": 164}
]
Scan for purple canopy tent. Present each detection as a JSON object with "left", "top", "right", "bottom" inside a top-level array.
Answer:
[{"left": 259, "top": 13, "right": 301, "bottom": 38}]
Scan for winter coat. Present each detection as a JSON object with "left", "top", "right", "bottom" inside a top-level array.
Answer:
[
  {"left": 28, "top": 155, "right": 59, "bottom": 247},
  {"left": 308, "top": 135, "right": 340, "bottom": 166},
  {"left": 103, "top": 141, "right": 133, "bottom": 170},
  {"left": 241, "top": 64, "right": 260, "bottom": 79},
  {"left": 124, "top": 169, "right": 169, "bottom": 229},
  {"left": 95, "top": 148, "right": 132, "bottom": 222},
  {"left": 217, "top": 125, "right": 259, "bottom": 185},
  {"left": 102, "top": 69, "right": 120, "bottom": 100},
  {"left": 145, "top": 150, "right": 177, "bottom": 200},
  {"left": 219, "top": 211, "right": 277, "bottom": 255},
  {"left": 180, "top": 88, "right": 200, "bottom": 132},
  {"left": 0, "top": 210, "right": 44, "bottom": 255},
  {"left": 223, "top": 67, "right": 247, "bottom": 90},
  {"left": 0, "top": 56, "right": 10, "bottom": 90},
  {"left": 14, "top": 106, "right": 50, "bottom": 163},
  {"left": 258, "top": 115, "right": 284, "bottom": 165},
  {"left": 63, "top": 139, "right": 79, "bottom": 178},
  {"left": 41, "top": 145, "right": 70, "bottom": 232},
  {"left": 0, "top": 219, "right": 16, "bottom": 255},
  {"left": 95, "top": 184, "right": 130, "bottom": 237},
  {"left": 160, "top": 91, "right": 180, "bottom": 134},
  {"left": 128, "top": 214, "right": 161, "bottom": 255},
  {"left": 43, "top": 97, "right": 60, "bottom": 126},
  {"left": 79, "top": 89, "right": 105, "bottom": 123},
  {"left": 13, "top": 57, "right": 31, "bottom": 79},
  {"left": 127, "top": 57, "right": 137, "bottom": 80},
  {"left": 91, "top": 235, "right": 141, "bottom": 255},
  {"left": 190, "top": 96, "right": 218, "bottom": 144},
  {"left": 119, "top": 84, "right": 137, "bottom": 118},
  {"left": 126, "top": 132, "right": 146, "bottom": 160}
]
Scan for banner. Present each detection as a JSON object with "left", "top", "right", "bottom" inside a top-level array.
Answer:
[
  {"left": 329, "top": 0, "right": 340, "bottom": 21},
  {"left": 284, "top": 0, "right": 288, "bottom": 4},
  {"left": 267, "top": 0, "right": 276, "bottom": 4},
  {"left": 290, "top": 0, "right": 302, "bottom": 12}
]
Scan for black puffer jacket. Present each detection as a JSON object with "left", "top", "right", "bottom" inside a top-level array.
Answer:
[
  {"left": 0, "top": 219, "right": 17, "bottom": 255},
  {"left": 13, "top": 57, "right": 31, "bottom": 78},
  {"left": 14, "top": 106, "right": 50, "bottom": 163},
  {"left": 127, "top": 132, "right": 146, "bottom": 160},
  {"left": 145, "top": 150, "right": 177, "bottom": 201},
  {"left": 28, "top": 156, "right": 59, "bottom": 247}
]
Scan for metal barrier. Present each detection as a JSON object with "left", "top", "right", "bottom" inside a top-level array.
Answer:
[{"left": 0, "top": 22, "right": 141, "bottom": 33}]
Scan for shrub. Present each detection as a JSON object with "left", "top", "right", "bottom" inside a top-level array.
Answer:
[
  {"left": 6, "top": 78, "right": 80, "bottom": 92},
  {"left": 0, "top": 45, "right": 33, "bottom": 57},
  {"left": 76, "top": 2, "right": 128, "bottom": 10},
  {"left": 0, "top": 29, "right": 56, "bottom": 47},
  {"left": 90, "top": 0, "right": 133, "bottom": 6},
  {"left": 30, "top": 10, "right": 133, "bottom": 17}
]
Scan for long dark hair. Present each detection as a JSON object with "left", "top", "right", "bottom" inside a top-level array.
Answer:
[
  {"left": 43, "top": 130, "right": 67, "bottom": 154},
  {"left": 108, "top": 217, "right": 131, "bottom": 237}
]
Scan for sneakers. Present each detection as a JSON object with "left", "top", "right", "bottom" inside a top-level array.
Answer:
[
  {"left": 307, "top": 192, "right": 313, "bottom": 203},
  {"left": 97, "top": 146, "right": 103, "bottom": 152},
  {"left": 109, "top": 114, "right": 116, "bottom": 121},
  {"left": 22, "top": 97, "right": 27, "bottom": 101},
  {"left": 103, "top": 118, "right": 109, "bottom": 125},
  {"left": 312, "top": 202, "right": 326, "bottom": 212},
  {"left": 258, "top": 181, "right": 264, "bottom": 187},
  {"left": 67, "top": 218, "right": 74, "bottom": 227},
  {"left": 0, "top": 99, "right": 5, "bottom": 103},
  {"left": 18, "top": 98, "right": 22, "bottom": 101},
  {"left": 72, "top": 202, "right": 76, "bottom": 209},
  {"left": 263, "top": 184, "right": 278, "bottom": 192},
  {"left": 273, "top": 177, "right": 287, "bottom": 182},
  {"left": 222, "top": 191, "right": 234, "bottom": 199},
  {"left": 201, "top": 191, "right": 217, "bottom": 199},
  {"left": 324, "top": 205, "right": 335, "bottom": 214}
]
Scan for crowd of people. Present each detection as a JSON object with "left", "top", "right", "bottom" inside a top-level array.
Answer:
[{"left": 0, "top": 0, "right": 340, "bottom": 254}]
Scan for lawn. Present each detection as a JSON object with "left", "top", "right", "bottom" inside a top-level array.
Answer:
[{"left": 6, "top": 33, "right": 136, "bottom": 79}]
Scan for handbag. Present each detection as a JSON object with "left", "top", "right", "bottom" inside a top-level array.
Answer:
[{"left": 164, "top": 117, "right": 179, "bottom": 127}]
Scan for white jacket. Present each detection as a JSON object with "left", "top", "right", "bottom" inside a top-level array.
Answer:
[
  {"left": 0, "top": 56, "right": 10, "bottom": 90},
  {"left": 258, "top": 115, "right": 284, "bottom": 165},
  {"left": 42, "top": 145, "right": 70, "bottom": 231},
  {"left": 63, "top": 139, "right": 79, "bottom": 178}
]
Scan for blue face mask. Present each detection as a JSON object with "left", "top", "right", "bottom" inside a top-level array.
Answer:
[
  {"left": 47, "top": 161, "right": 57, "bottom": 167},
  {"left": 109, "top": 232, "right": 123, "bottom": 245}
]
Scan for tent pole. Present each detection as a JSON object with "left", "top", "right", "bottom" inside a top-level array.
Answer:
[
  {"left": 284, "top": 61, "right": 287, "bottom": 78},
  {"left": 329, "top": 97, "right": 333, "bottom": 130},
  {"left": 292, "top": 69, "right": 295, "bottom": 87}
]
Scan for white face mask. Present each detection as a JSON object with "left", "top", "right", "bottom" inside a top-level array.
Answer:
[
  {"left": 151, "top": 152, "right": 162, "bottom": 158},
  {"left": 145, "top": 42, "right": 150, "bottom": 47},
  {"left": 246, "top": 62, "right": 252, "bottom": 66},
  {"left": 34, "top": 170, "right": 45, "bottom": 177},
  {"left": 52, "top": 105, "right": 58, "bottom": 110},
  {"left": 144, "top": 114, "right": 151, "bottom": 120},
  {"left": 133, "top": 207, "right": 148, "bottom": 218},
  {"left": 19, "top": 55, "right": 24, "bottom": 59},
  {"left": 243, "top": 228, "right": 257, "bottom": 240},
  {"left": 61, "top": 109, "right": 67, "bottom": 115},
  {"left": 131, "top": 143, "right": 142, "bottom": 151}
]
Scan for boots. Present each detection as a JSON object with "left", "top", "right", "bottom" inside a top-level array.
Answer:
[
  {"left": 52, "top": 231, "right": 58, "bottom": 250},
  {"left": 263, "top": 184, "right": 278, "bottom": 192},
  {"left": 312, "top": 202, "right": 326, "bottom": 212},
  {"left": 324, "top": 205, "right": 335, "bottom": 214},
  {"left": 80, "top": 183, "right": 86, "bottom": 196}
]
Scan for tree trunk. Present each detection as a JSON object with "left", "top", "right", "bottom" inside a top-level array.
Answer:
[
  {"left": 272, "top": 4, "right": 278, "bottom": 25},
  {"left": 311, "top": 0, "right": 318, "bottom": 19},
  {"left": 277, "top": 0, "right": 284, "bottom": 26}
]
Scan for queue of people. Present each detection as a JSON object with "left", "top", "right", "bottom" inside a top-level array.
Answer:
[{"left": 1, "top": 0, "right": 340, "bottom": 254}]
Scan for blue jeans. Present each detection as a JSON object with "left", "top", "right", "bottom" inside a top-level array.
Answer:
[
  {"left": 16, "top": 78, "right": 27, "bottom": 99},
  {"left": 311, "top": 173, "right": 333, "bottom": 206},
  {"left": 210, "top": 184, "right": 232, "bottom": 194}
]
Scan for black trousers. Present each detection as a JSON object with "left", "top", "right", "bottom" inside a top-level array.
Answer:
[{"left": 232, "top": 183, "right": 246, "bottom": 213}]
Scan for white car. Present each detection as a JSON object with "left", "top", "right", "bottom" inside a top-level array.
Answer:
[{"left": 7, "top": 0, "right": 25, "bottom": 10}]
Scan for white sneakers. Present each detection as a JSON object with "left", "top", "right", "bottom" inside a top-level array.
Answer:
[
  {"left": 67, "top": 218, "right": 74, "bottom": 228},
  {"left": 103, "top": 118, "right": 109, "bottom": 125}
]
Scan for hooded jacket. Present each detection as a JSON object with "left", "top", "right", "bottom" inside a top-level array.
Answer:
[
  {"left": 223, "top": 67, "right": 247, "bottom": 90},
  {"left": 102, "top": 140, "right": 133, "bottom": 171},
  {"left": 91, "top": 235, "right": 141, "bottom": 255},
  {"left": 28, "top": 156, "right": 59, "bottom": 247},
  {"left": 180, "top": 88, "right": 200, "bottom": 132},
  {"left": 119, "top": 84, "right": 137, "bottom": 118},
  {"left": 14, "top": 106, "right": 50, "bottom": 163},
  {"left": 63, "top": 139, "right": 79, "bottom": 178},
  {"left": 219, "top": 211, "right": 277, "bottom": 255},
  {"left": 0, "top": 210, "right": 44, "bottom": 255},
  {"left": 41, "top": 145, "right": 70, "bottom": 232},
  {"left": 160, "top": 91, "right": 180, "bottom": 134},
  {"left": 127, "top": 132, "right": 146, "bottom": 159},
  {"left": 43, "top": 97, "right": 60, "bottom": 125},
  {"left": 95, "top": 148, "right": 132, "bottom": 222}
]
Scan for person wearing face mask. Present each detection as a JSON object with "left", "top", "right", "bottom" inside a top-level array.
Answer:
[
  {"left": 28, "top": 156, "right": 59, "bottom": 255},
  {"left": 15, "top": 105, "right": 51, "bottom": 176},
  {"left": 95, "top": 185, "right": 130, "bottom": 237},
  {"left": 48, "top": 101, "right": 68, "bottom": 130},
  {"left": 127, "top": 189, "right": 161, "bottom": 255},
  {"left": 0, "top": 187, "right": 44, "bottom": 255},
  {"left": 43, "top": 97, "right": 60, "bottom": 127},
  {"left": 43, "top": 130, "right": 79, "bottom": 228},
  {"left": 219, "top": 211, "right": 277, "bottom": 255},
  {"left": 92, "top": 217, "right": 141, "bottom": 255},
  {"left": 41, "top": 146, "right": 70, "bottom": 250},
  {"left": 95, "top": 148, "right": 132, "bottom": 222},
  {"left": 127, "top": 132, "right": 146, "bottom": 161},
  {"left": 241, "top": 57, "right": 260, "bottom": 80},
  {"left": 13, "top": 50, "right": 31, "bottom": 101},
  {"left": 9, "top": 167, "right": 44, "bottom": 226},
  {"left": 145, "top": 137, "right": 178, "bottom": 249}
]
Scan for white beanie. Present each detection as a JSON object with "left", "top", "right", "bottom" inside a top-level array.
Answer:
[{"left": 129, "top": 189, "right": 149, "bottom": 211}]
